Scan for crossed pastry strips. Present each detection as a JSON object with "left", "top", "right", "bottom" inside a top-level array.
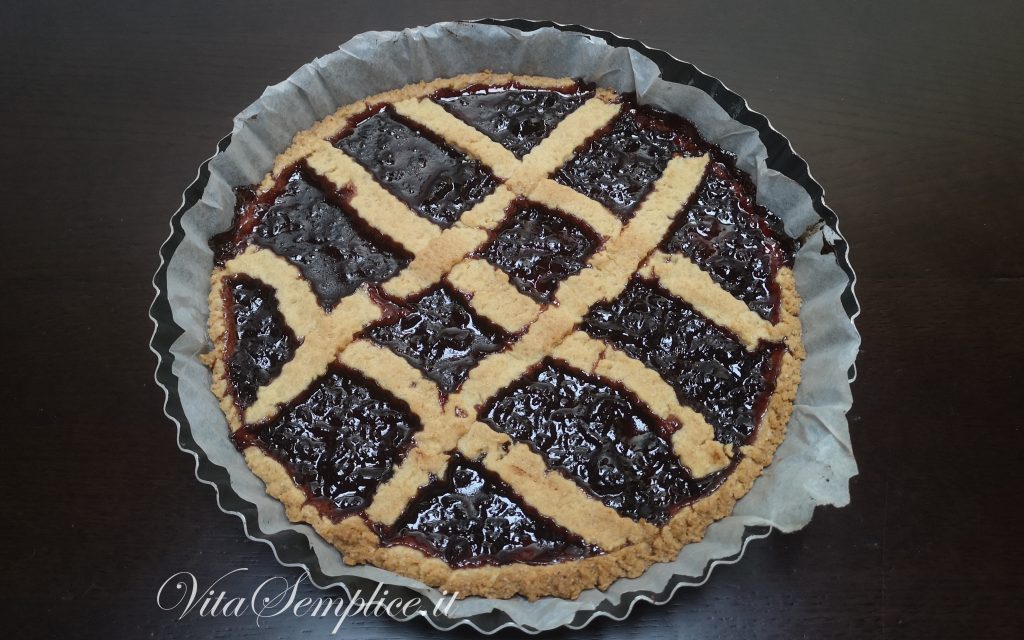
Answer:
[{"left": 212, "top": 82, "right": 800, "bottom": 559}]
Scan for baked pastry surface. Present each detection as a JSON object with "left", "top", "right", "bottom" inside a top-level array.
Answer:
[{"left": 204, "top": 73, "right": 803, "bottom": 600}]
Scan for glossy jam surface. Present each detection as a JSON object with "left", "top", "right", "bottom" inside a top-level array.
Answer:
[
  {"left": 212, "top": 167, "right": 411, "bottom": 309},
  {"left": 662, "top": 160, "right": 795, "bottom": 320},
  {"left": 239, "top": 365, "right": 420, "bottom": 517},
  {"left": 336, "top": 107, "right": 497, "bottom": 228},
  {"left": 435, "top": 84, "right": 591, "bottom": 158},
  {"left": 478, "top": 201, "right": 599, "bottom": 302},
  {"left": 481, "top": 361, "right": 724, "bottom": 524},
  {"left": 555, "top": 104, "right": 707, "bottom": 220},
  {"left": 224, "top": 276, "right": 299, "bottom": 409},
  {"left": 367, "top": 286, "right": 509, "bottom": 393},
  {"left": 582, "top": 278, "right": 781, "bottom": 446},
  {"left": 383, "top": 455, "right": 599, "bottom": 567}
]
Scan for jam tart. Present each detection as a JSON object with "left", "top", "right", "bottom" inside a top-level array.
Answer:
[{"left": 204, "top": 72, "right": 803, "bottom": 600}]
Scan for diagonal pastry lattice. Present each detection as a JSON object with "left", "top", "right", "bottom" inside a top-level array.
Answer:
[{"left": 206, "top": 75, "right": 803, "bottom": 599}]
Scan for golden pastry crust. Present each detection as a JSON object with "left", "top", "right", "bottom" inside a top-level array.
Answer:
[{"left": 206, "top": 73, "right": 804, "bottom": 600}]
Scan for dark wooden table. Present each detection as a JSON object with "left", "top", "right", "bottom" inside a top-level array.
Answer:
[{"left": 3, "top": 1, "right": 1022, "bottom": 638}]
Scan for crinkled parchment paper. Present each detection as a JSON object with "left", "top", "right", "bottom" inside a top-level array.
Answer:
[{"left": 159, "top": 21, "right": 860, "bottom": 632}]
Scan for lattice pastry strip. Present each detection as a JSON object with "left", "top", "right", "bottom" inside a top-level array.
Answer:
[
  {"left": 524, "top": 178, "right": 623, "bottom": 239},
  {"left": 207, "top": 74, "right": 804, "bottom": 600},
  {"left": 304, "top": 141, "right": 442, "bottom": 253},
  {"left": 456, "top": 421, "right": 654, "bottom": 549},
  {"left": 640, "top": 250, "right": 776, "bottom": 350},
  {"left": 445, "top": 259, "right": 542, "bottom": 333}
]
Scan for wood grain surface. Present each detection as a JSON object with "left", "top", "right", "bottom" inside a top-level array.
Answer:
[{"left": 2, "top": 1, "right": 1022, "bottom": 638}]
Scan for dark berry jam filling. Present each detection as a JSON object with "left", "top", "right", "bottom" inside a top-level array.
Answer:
[
  {"left": 582, "top": 278, "right": 782, "bottom": 447},
  {"left": 662, "top": 160, "right": 795, "bottom": 321},
  {"left": 481, "top": 360, "right": 726, "bottom": 524},
  {"left": 223, "top": 275, "right": 299, "bottom": 409},
  {"left": 366, "top": 285, "right": 510, "bottom": 393},
  {"left": 477, "top": 200, "right": 600, "bottom": 303},
  {"left": 233, "top": 364, "right": 420, "bottom": 519},
  {"left": 335, "top": 106, "right": 498, "bottom": 228},
  {"left": 211, "top": 166, "right": 412, "bottom": 309},
  {"left": 434, "top": 82, "right": 592, "bottom": 158},
  {"left": 555, "top": 102, "right": 708, "bottom": 220},
  {"left": 380, "top": 454, "right": 600, "bottom": 567}
]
